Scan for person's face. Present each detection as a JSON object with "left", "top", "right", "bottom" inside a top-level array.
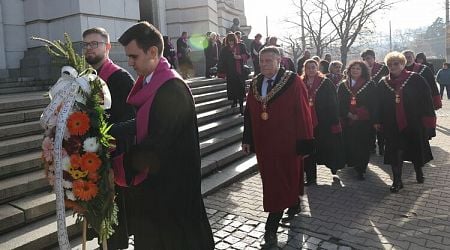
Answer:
[
  {"left": 305, "top": 62, "right": 319, "bottom": 78},
  {"left": 404, "top": 52, "right": 415, "bottom": 65},
  {"left": 210, "top": 34, "right": 217, "bottom": 41},
  {"left": 255, "top": 36, "right": 261, "bottom": 42},
  {"left": 325, "top": 54, "right": 331, "bottom": 62},
  {"left": 124, "top": 39, "right": 159, "bottom": 77},
  {"left": 330, "top": 64, "right": 342, "bottom": 74},
  {"left": 83, "top": 33, "right": 110, "bottom": 66},
  {"left": 350, "top": 64, "right": 363, "bottom": 79},
  {"left": 363, "top": 55, "right": 375, "bottom": 67},
  {"left": 387, "top": 60, "right": 405, "bottom": 76},
  {"left": 182, "top": 33, "right": 188, "bottom": 39},
  {"left": 416, "top": 58, "right": 424, "bottom": 64},
  {"left": 260, "top": 52, "right": 281, "bottom": 78},
  {"left": 304, "top": 51, "right": 311, "bottom": 58},
  {"left": 229, "top": 39, "right": 235, "bottom": 46},
  {"left": 444, "top": 64, "right": 449, "bottom": 69}
]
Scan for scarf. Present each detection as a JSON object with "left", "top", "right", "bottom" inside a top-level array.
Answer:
[
  {"left": 98, "top": 58, "right": 121, "bottom": 82},
  {"left": 387, "top": 70, "right": 410, "bottom": 131},
  {"left": 303, "top": 75, "right": 322, "bottom": 128}
]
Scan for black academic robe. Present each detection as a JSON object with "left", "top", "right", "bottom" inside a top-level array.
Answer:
[
  {"left": 376, "top": 72, "right": 435, "bottom": 167},
  {"left": 218, "top": 44, "right": 249, "bottom": 100},
  {"left": 338, "top": 79, "right": 376, "bottom": 173},
  {"left": 405, "top": 63, "right": 441, "bottom": 109},
  {"left": 370, "top": 62, "right": 389, "bottom": 85},
  {"left": 177, "top": 38, "right": 193, "bottom": 69},
  {"left": 124, "top": 79, "right": 214, "bottom": 249},
  {"left": 304, "top": 76, "right": 344, "bottom": 170},
  {"left": 297, "top": 57, "right": 309, "bottom": 75},
  {"left": 204, "top": 39, "right": 218, "bottom": 77}
]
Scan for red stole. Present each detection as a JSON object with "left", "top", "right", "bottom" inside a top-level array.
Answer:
[
  {"left": 98, "top": 58, "right": 121, "bottom": 82},
  {"left": 387, "top": 70, "right": 410, "bottom": 131},
  {"left": 303, "top": 75, "right": 322, "bottom": 128}
]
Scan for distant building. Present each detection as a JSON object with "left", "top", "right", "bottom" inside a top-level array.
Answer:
[{"left": 0, "top": 0, "right": 250, "bottom": 79}]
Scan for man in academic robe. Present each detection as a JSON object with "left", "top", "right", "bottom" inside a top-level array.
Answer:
[
  {"left": 204, "top": 32, "right": 219, "bottom": 78},
  {"left": 82, "top": 27, "right": 135, "bottom": 249},
  {"left": 115, "top": 21, "right": 214, "bottom": 249},
  {"left": 177, "top": 31, "right": 193, "bottom": 79},
  {"left": 242, "top": 46, "right": 314, "bottom": 248},
  {"left": 361, "top": 49, "right": 389, "bottom": 155},
  {"left": 250, "top": 33, "right": 263, "bottom": 75},
  {"left": 403, "top": 50, "right": 442, "bottom": 110},
  {"left": 297, "top": 50, "right": 311, "bottom": 76},
  {"left": 375, "top": 52, "right": 436, "bottom": 193}
]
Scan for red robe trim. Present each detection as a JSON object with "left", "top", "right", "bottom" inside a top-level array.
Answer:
[
  {"left": 386, "top": 70, "right": 411, "bottom": 131},
  {"left": 246, "top": 72, "right": 314, "bottom": 212},
  {"left": 371, "top": 63, "right": 382, "bottom": 76},
  {"left": 303, "top": 75, "right": 323, "bottom": 128},
  {"left": 331, "top": 123, "right": 342, "bottom": 134},
  {"left": 433, "top": 95, "right": 442, "bottom": 110},
  {"left": 422, "top": 116, "right": 437, "bottom": 128},
  {"left": 348, "top": 78, "right": 369, "bottom": 121}
]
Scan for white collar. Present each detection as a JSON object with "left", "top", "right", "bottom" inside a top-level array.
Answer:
[{"left": 144, "top": 72, "right": 154, "bottom": 85}]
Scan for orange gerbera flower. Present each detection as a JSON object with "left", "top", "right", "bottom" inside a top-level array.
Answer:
[
  {"left": 72, "top": 180, "right": 98, "bottom": 201},
  {"left": 67, "top": 111, "right": 90, "bottom": 136},
  {"left": 80, "top": 152, "right": 102, "bottom": 173},
  {"left": 70, "top": 154, "right": 82, "bottom": 169}
]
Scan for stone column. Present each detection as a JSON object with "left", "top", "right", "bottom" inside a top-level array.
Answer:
[
  {"left": 21, "top": 0, "right": 140, "bottom": 79},
  {"left": 0, "top": 2, "right": 7, "bottom": 78}
]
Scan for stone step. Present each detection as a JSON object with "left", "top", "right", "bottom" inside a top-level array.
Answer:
[
  {"left": 201, "top": 142, "right": 245, "bottom": 177},
  {"left": 0, "top": 107, "right": 43, "bottom": 126},
  {"left": 0, "top": 151, "right": 42, "bottom": 180},
  {"left": 0, "top": 212, "right": 80, "bottom": 250},
  {"left": 0, "top": 134, "right": 42, "bottom": 159},
  {"left": 0, "top": 80, "right": 49, "bottom": 89},
  {"left": 195, "top": 98, "right": 232, "bottom": 114},
  {"left": 201, "top": 155, "right": 257, "bottom": 196},
  {"left": 0, "top": 170, "right": 49, "bottom": 204},
  {"left": 0, "top": 120, "right": 43, "bottom": 141},
  {"left": 0, "top": 192, "right": 56, "bottom": 234},
  {"left": 191, "top": 83, "right": 226, "bottom": 95},
  {"left": 198, "top": 113, "right": 243, "bottom": 139},
  {"left": 197, "top": 105, "right": 241, "bottom": 126},
  {"left": 193, "top": 89, "right": 227, "bottom": 103},
  {"left": 0, "top": 92, "right": 49, "bottom": 113},
  {"left": 186, "top": 77, "right": 224, "bottom": 88},
  {"left": 0, "top": 85, "right": 52, "bottom": 95},
  {"left": 199, "top": 125, "right": 243, "bottom": 157}
]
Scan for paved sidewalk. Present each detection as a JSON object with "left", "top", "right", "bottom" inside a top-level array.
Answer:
[{"left": 205, "top": 100, "right": 450, "bottom": 249}]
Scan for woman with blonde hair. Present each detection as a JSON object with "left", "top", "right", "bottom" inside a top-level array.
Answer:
[{"left": 374, "top": 52, "right": 436, "bottom": 192}]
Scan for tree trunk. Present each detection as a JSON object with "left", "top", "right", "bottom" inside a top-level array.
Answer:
[{"left": 340, "top": 45, "right": 349, "bottom": 67}]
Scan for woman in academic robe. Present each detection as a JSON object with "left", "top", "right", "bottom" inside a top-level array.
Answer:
[
  {"left": 302, "top": 59, "right": 344, "bottom": 185},
  {"left": 326, "top": 60, "right": 344, "bottom": 91},
  {"left": 374, "top": 52, "right": 436, "bottom": 193},
  {"left": 218, "top": 33, "right": 249, "bottom": 114},
  {"left": 338, "top": 61, "right": 376, "bottom": 180}
]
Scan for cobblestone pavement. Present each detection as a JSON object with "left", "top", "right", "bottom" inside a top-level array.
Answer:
[{"left": 205, "top": 100, "right": 450, "bottom": 250}]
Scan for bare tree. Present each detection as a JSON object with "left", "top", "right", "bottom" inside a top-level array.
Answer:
[
  {"left": 279, "top": 34, "right": 303, "bottom": 64},
  {"left": 323, "top": 0, "right": 397, "bottom": 65},
  {"left": 285, "top": 0, "right": 339, "bottom": 57}
]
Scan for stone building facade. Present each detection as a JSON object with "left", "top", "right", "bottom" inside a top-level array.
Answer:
[{"left": 0, "top": 0, "right": 249, "bottom": 79}]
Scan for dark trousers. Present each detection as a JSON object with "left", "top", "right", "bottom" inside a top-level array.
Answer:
[
  {"left": 370, "top": 127, "right": 385, "bottom": 153},
  {"left": 390, "top": 150, "right": 424, "bottom": 185},
  {"left": 304, "top": 155, "right": 316, "bottom": 183},
  {"left": 265, "top": 199, "right": 300, "bottom": 233},
  {"left": 439, "top": 84, "right": 450, "bottom": 99}
]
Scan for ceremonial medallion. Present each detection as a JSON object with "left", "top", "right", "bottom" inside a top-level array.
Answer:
[
  {"left": 395, "top": 94, "right": 400, "bottom": 104},
  {"left": 351, "top": 96, "right": 357, "bottom": 105},
  {"left": 261, "top": 112, "right": 269, "bottom": 120},
  {"left": 309, "top": 98, "right": 314, "bottom": 107}
]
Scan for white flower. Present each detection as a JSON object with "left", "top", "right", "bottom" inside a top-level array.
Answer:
[
  {"left": 83, "top": 137, "right": 99, "bottom": 152},
  {"left": 65, "top": 190, "right": 76, "bottom": 201},
  {"left": 62, "top": 180, "right": 73, "bottom": 189},
  {"left": 62, "top": 156, "right": 71, "bottom": 172}
]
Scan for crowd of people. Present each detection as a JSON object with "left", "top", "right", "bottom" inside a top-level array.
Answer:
[{"left": 77, "top": 21, "right": 447, "bottom": 249}]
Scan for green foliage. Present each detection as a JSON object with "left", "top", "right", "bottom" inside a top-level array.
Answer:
[{"left": 32, "top": 33, "right": 117, "bottom": 242}]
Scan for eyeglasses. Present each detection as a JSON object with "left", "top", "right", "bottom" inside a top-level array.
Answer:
[{"left": 82, "top": 41, "right": 105, "bottom": 49}]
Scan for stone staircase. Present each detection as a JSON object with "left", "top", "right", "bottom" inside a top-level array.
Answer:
[{"left": 0, "top": 77, "right": 257, "bottom": 249}]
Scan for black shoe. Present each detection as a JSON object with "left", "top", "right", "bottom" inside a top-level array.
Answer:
[
  {"left": 331, "top": 169, "right": 337, "bottom": 175},
  {"left": 416, "top": 176, "right": 425, "bottom": 184},
  {"left": 284, "top": 206, "right": 301, "bottom": 221},
  {"left": 357, "top": 173, "right": 365, "bottom": 181},
  {"left": 390, "top": 182, "right": 404, "bottom": 193},
  {"left": 260, "top": 232, "right": 278, "bottom": 248},
  {"left": 304, "top": 180, "right": 317, "bottom": 186}
]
